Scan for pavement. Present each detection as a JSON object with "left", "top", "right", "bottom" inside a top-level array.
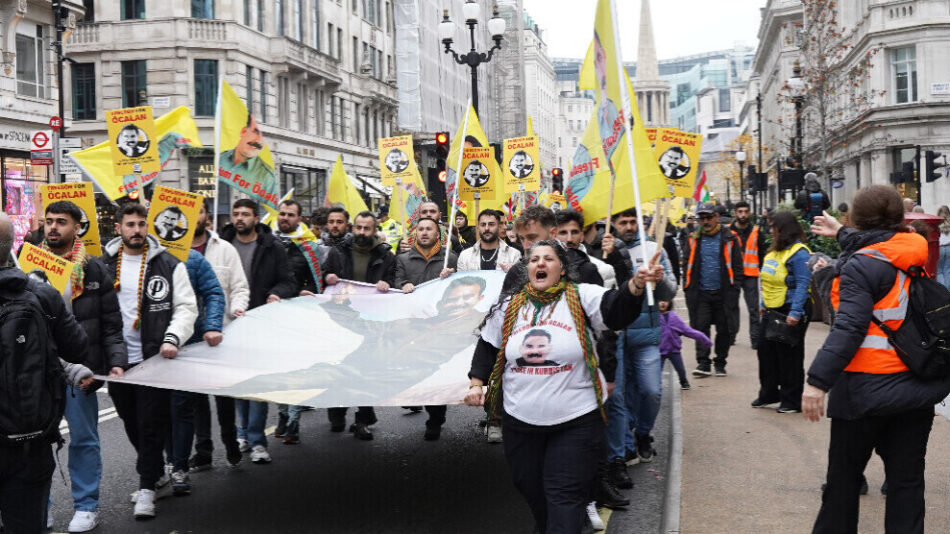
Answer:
[{"left": 679, "top": 311, "right": 950, "bottom": 533}]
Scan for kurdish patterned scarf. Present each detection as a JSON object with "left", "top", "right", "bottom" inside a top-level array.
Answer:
[
  {"left": 41, "top": 238, "right": 87, "bottom": 301},
  {"left": 485, "top": 280, "right": 607, "bottom": 421}
]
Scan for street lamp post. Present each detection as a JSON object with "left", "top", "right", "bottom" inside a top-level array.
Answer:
[
  {"left": 756, "top": 92, "right": 763, "bottom": 215},
  {"left": 439, "top": 2, "right": 506, "bottom": 115},
  {"left": 787, "top": 60, "right": 806, "bottom": 168},
  {"left": 736, "top": 150, "right": 747, "bottom": 208}
]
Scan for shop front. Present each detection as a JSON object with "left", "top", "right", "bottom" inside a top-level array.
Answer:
[{"left": 1, "top": 149, "right": 51, "bottom": 251}]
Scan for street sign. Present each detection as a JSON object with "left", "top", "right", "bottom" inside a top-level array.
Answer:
[
  {"left": 49, "top": 116, "right": 63, "bottom": 131},
  {"left": 31, "top": 130, "right": 53, "bottom": 165},
  {"left": 60, "top": 137, "right": 81, "bottom": 148},
  {"left": 59, "top": 136, "right": 82, "bottom": 176},
  {"left": 831, "top": 179, "right": 844, "bottom": 189}
]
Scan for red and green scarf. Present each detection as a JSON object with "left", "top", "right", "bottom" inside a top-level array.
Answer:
[
  {"left": 114, "top": 242, "right": 148, "bottom": 329},
  {"left": 485, "top": 281, "right": 606, "bottom": 421}
]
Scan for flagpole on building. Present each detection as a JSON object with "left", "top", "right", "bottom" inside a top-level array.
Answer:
[
  {"left": 444, "top": 98, "right": 472, "bottom": 271},
  {"left": 212, "top": 76, "right": 223, "bottom": 232},
  {"left": 610, "top": 0, "right": 654, "bottom": 304}
]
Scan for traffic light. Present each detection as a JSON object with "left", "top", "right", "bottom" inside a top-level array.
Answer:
[
  {"left": 435, "top": 131, "right": 450, "bottom": 171},
  {"left": 551, "top": 168, "right": 563, "bottom": 193},
  {"left": 438, "top": 170, "right": 447, "bottom": 182},
  {"left": 925, "top": 150, "right": 946, "bottom": 183}
]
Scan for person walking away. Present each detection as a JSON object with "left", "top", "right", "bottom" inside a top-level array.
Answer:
[
  {"left": 27, "top": 201, "right": 126, "bottom": 533},
  {"left": 189, "top": 198, "right": 249, "bottom": 471},
  {"left": 219, "top": 199, "right": 297, "bottom": 464},
  {"left": 729, "top": 201, "right": 766, "bottom": 350},
  {"left": 103, "top": 203, "right": 197, "bottom": 519},
  {"left": 658, "top": 300, "right": 710, "bottom": 390},
  {"left": 464, "top": 241, "right": 664, "bottom": 533},
  {"left": 683, "top": 202, "right": 744, "bottom": 377},
  {"left": 751, "top": 210, "right": 812, "bottom": 413},
  {"left": 794, "top": 173, "right": 830, "bottom": 222},
  {"left": 803, "top": 186, "right": 950, "bottom": 534},
  {"left": 937, "top": 205, "right": 950, "bottom": 290},
  {"left": 0, "top": 211, "right": 90, "bottom": 534}
]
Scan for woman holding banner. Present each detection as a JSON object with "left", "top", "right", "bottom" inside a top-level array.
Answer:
[{"left": 465, "top": 240, "right": 663, "bottom": 533}]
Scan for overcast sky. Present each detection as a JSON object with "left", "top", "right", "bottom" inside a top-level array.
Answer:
[{"left": 521, "top": 0, "right": 767, "bottom": 61}]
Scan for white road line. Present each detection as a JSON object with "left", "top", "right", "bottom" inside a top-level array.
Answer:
[{"left": 58, "top": 407, "right": 119, "bottom": 437}]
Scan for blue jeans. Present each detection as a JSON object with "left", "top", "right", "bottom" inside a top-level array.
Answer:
[
  {"left": 63, "top": 386, "right": 102, "bottom": 512},
  {"left": 235, "top": 400, "right": 268, "bottom": 448},
  {"left": 938, "top": 244, "right": 950, "bottom": 291},
  {"left": 605, "top": 337, "right": 663, "bottom": 460},
  {"left": 278, "top": 404, "right": 302, "bottom": 423}
]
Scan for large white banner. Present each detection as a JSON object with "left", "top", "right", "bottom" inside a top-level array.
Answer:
[{"left": 108, "top": 272, "right": 505, "bottom": 407}]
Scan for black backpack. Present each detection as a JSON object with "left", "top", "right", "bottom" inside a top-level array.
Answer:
[
  {"left": 872, "top": 267, "right": 950, "bottom": 379},
  {"left": 0, "top": 286, "right": 65, "bottom": 445}
]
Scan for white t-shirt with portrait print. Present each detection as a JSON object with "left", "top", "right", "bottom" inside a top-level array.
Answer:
[{"left": 480, "top": 283, "right": 610, "bottom": 426}]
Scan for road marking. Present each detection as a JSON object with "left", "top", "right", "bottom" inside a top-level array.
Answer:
[{"left": 58, "top": 407, "right": 119, "bottom": 437}]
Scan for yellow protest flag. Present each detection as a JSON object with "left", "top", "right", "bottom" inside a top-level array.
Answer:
[
  {"left": 527, "top": 116, "right": 535, "bottom": 137},
  {"left": 71, "top": 106, "right": 202, "bottom": 200},
  {"left": 445, "top": 105, "right": 507, "bottom": 220},
  {"left": 379, "top": 135, "right": 419, "bottom": 187},
  {"left": 386, "top": 168, "right": 427, "bottom": 229},
  {"left": 325, "top": 155, "right": 368, "bottom": 216},
  {"left": 215, "top": 80, "right": 280, "bottom": 209},
  {"left": 147, "top": 186, "right": 203, "bottom": 261},
  {"left": 106, "top": 106, "right": 161, "bottom": 176},
  {"left": 503, "top": 136, "right": 541, "bottom": 193},
  {"left": 459, "top": 146, "right": 498, "bottom": 201},
  {"left": 40, "top": 182, "right": 102, "bottom": 256},
  {"left": 19, "top": 243, "right": 75, "bottom": 294}
]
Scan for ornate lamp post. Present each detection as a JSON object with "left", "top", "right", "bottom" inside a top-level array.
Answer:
[
  {"left": 439, "top": 2, "right": 506, "bottom": 115},
  {"left": 736, "top": 149, "right": 747, "bottom": 207}
]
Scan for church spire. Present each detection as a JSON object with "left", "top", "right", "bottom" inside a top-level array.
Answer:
[{"left": 636, "top": 0, "right": 659, "bottom": 82}]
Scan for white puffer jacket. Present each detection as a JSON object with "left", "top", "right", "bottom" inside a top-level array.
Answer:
[
  {"left": 457, "top": 240, "right": 522, "bottom": 272},
  {"left": 202, "top": 231, "right": 250, "bottom": 325}
]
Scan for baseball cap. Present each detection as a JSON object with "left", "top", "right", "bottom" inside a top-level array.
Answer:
[{"left": 696, "top": 202, "right": 716, "bottom": 215}]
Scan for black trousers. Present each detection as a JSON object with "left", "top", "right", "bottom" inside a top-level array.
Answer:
[
  {"left": 169, "top": 391, "right": 196, "bottom": 472},
  {"left": 193, "top": 394, "right": 237, "bottom": 461},
  {"left": 109, "top": 382, "right": 171, "bottom": 490},
  {"left": 0, "top": 442, "right": 54, "bottom": 534},
  {"left": 756, "top": 305, "right": 809, "bottom": 409},
  {"left": 502, "top": 411, "right": 604, "bottom": 534},
  {"left": 326, "top": 406, "right": 378, "bottom": 426},
  {"left": 813, "top": 407, "right": 934, "bottom": 534},
  {"left": 739, "top": 277, "right": 761, "bottom": 348},
  {"left": 689, "top": 290, "right": 733, "bottom": 367}
]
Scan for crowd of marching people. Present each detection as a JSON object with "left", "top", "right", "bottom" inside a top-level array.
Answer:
[{"left": 2, "top": 182, "right": 950, "bottom": 533}]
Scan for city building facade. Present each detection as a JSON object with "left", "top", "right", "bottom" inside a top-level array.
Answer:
[{"left": 522, "top": 10, "right": 555, "bottom": 171}]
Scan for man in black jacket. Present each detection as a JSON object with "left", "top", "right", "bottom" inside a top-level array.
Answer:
[
  {"left": 0, "top": 212, "right": 90, "bottom": 534},
  {"left": 325, "top": 210, "right": 396, "bottom": 440},
  {"left": 683, "top": 202, "right": 744, "bottom": 377},
  {"left": 219, "top": 199, "right": 297, "bottom": 463},
  {"left": 32, "top": 200, "right": 126, "bottom": 532}
]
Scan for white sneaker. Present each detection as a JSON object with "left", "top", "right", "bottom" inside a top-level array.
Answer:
[
  {"left": 250, "top": 445, "right": 271, "bottom": 464},
  {"left": 130, "top": 476, "right": 172, "bottom": 503},
  {"left": 237, "top": 438, "right": 251, "bottom": 453},
  {"left": 133, "top": 489, "right": 156, "bottom": 519},
  {"left": 586, "top": 502, "right": 605, "bottom": 531},
  {"left": 67, "top": 510, "right": 99, "bottom": 533},
  {"left": 486, "top": 422, "right": 503, "bottom": 443}
]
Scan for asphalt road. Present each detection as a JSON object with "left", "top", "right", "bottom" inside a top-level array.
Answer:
[{"left": 48, "top": 392, "right": 670, "bottom": 533}]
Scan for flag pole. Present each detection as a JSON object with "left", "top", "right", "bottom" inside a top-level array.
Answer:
[
  {"left": 444, "top": 98, "right": 472, "bottom": 270},
  {"left": 396, "top": 177, "right": 407, "bottom": 243},
  {"left": 212, "top": 76, "right": 223, "bottom": 233},
  {"left": 610, "top": 0, "right": 653, "bottom": 304}
]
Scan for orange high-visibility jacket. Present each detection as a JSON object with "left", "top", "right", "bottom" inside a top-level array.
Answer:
[
  {"left": 684, "top": 232, "right": 735, "bottom": 290},
  {"left": 741, "top": 226, "right": 760, "bottom": 277}
]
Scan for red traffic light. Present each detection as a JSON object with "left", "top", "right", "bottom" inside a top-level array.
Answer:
[
  {"left": 438, "top": 170, "right": 447, "bottom": 182},
  {"left": 551, "top": 168, "right": 563, "bottom": 177},
  {"left": 435, "top": 132, "right": 449, "bottom": 146}
]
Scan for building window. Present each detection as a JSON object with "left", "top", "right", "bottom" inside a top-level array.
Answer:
[
  {"left": 353, "top": 37, "right": 359, "bottom": 72},
  {"left": 364, "top": 110, "right": 370, "bottom": 145},
  {"left": 330, "top": 96, "right": 337, "bottom": 139},
  {"left": 718, "top": 88, "right": 731, "bottom": 113},
  {"left": 121, "top": 0, "right": 145, "bottom": 19},
  {"left": 191, "top": 0, "right": 213, "bottom": 18},
  {"left": 278, "top": 77, "right": 290, "bottom": 127},
  {"left": 72, "top": 63, "right": 96, "bottom": 120},
  {"left": 891, "top": 46, "right": 917, "bottom": 104},
  {"left": 121, "top": 60, "right": 147, "bottom": 107},
  {"left": 312, "top": 1, "right": 320, "bottom": 50},
  {"left": 257, "top": 0, "right": 265, "bottom": 31},
  {"left": 298, "top": 83, "right": 308, "bottom": 132},
  {"left": 81, "top": 0, "right": 95, "bottom": 23},
  {"left": 354, "top": 103, "right": 361, "bottom": 144},
  {"left": 315, "top": 89, "right": 324, "bottom": 135},
  {"left": 294, "top": 0, "right": 303, "bottom": 40},
  {"left": 244, "top": 0, "right": 251, "bottom": 25},
  {"left": 246, "top": 65, "right": 254, "bottom": 109},
  {"left": 337, "top": 28, "right": 343, "bottom": 62},
  {"left": 327, "top": 24, "right": 334, "bottom": 56},
  {"left": 352, "top": 0, "right": 357, "bottom": 14},
  {"left": 275, "top": 0, "right": 284, "bottom": 35},
  {"left": 259, "top": 69, "right": 268, "bottom": 122},
  {"left": 15, "top": 25, "right": 44, "bottom": 98},
  {"left": 194, "top": 59, "right": 217, "bottom": 116}
]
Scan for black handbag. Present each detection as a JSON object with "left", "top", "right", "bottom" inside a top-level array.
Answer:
[{"left": 763, "top": 310, "right": 804, "bottom": 347}]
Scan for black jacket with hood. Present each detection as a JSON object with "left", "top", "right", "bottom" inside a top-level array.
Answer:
[
  {"left": 219, "top": 223, "right": 297, "bottom": 309},
  {"left": 335, "top": 236, "right": 396, "bottom": 284}
]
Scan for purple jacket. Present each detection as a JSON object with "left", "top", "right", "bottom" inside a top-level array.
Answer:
[{"left": 659, "top": 310, "right": 712, "bottom": 355}]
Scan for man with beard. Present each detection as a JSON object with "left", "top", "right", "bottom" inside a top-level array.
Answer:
[
  {"left": 103, "top": 202, "right": 197, "bottom": 520},
  {"left": 273, "top": 199, "right": 343, "bottom": 443},
  {"left": 395, "top": 217, "right": 458, "bottom": 439},
  {"left": 728, "top": 201, "right": 766, "bottom": 350},
  {"left": 683, "top": 202, "right": 743, "bottom": 377},
  {"left": 396, "top": 200, "right": 462, "bottom": 254},
  {"left": 322, "top": 206, "right": 352, "bottom": 248},
  {"left": 514, "top": 329, "right": 559, "bottom": 367},
  {"left": 457, "top": 209, "right": 521, "bottom": 272},
  {"left": 219, "top": 199, "right": 296, "bottom": 464},
  {"left": 324, "top": 210, "right": 396, "bottom": 440},
  {"left": 28, "top": 201, "right": 126, "bottom": 533},
  {"left": 188, "top": 198, "right": 249, "bottom": 471},
  {"left": 217, "top": 115, "right": 277, "bottom": 200}
]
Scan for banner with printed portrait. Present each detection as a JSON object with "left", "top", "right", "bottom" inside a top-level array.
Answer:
[
  {"left": 40, "top": 182, "right": 102, "bottom": 256},
  {"left": 459, "top": 147, "right": 498, "bottom": 201},
  {"left": 503, "top": 136, "right": 541, "bottom": 193},
  {"left": 653, "top": 128, "right": 703, "bottom": 198},
  {"left": 378, "top": 135, "right": 419, "bottom": 187},
  {"left": 105, "top": 272, "right": 506, "bottom": 408},
  {"left": 18, "top": 243, "right": 75, "bottom": 294},
  {"left": 446, "top": 105, "right": 507, "bottom": 219},
  {"left": 147, "top": 186, "right": 203, "bottom": 261},
  {"left": 106, "top": 106, "right": 161, "bottom": 176},
  {"left": 215, "top": 80, "right": 280, "bottom": 209}
]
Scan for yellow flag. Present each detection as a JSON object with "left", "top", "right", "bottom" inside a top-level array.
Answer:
[
  {"left": 325, "top": 155, "right": 368, "bottom": 216},
  {"left": 527, "top": 116, "right": 535, "bottom": 137},
  {"left": 215, "top": 80, "right": 280, "bottom": 209},
  {"left": 459, "top": 147, "right": 498, "bottom": 201},
  {"left": 71, "top": 106, "right": 202, "bottom": 200},
  {"left": 445, "top": 105, "right": 507, "bottom": 219},
  {"left": 386, "top": 167, "right": 427, "bottom": 228},
  {"left": 106, "top": 106, "right": 161, "bottom": 176}
]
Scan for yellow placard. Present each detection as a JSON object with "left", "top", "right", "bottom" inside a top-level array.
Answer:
[
  {"left": 379, "top": 135, "right": 417, "bottom": 187},
  {"left": 545, "top": 193, "right": 567, "bottom": 212},
  {"left": 40, "top": 182, "right": 102, "bottom": 256},
  {"left": 503, "top": 136, "right": 541, "bottom": 193},
  {"left": 646, "top": 128, "right": 657, "bottom": 145},
  {"left": 105, "top": 106, "right": 160, "bottom": 176},
  {"left": 653, "top": 128, "right": 703, "bottom": 198},
  {"left": 459, "top": 147, "right": 498, "bottom": 201},
  {"left": 19, "top": 242, "right": 75, "bottom": 294},
  {"left": 147, "top": 186, "right": 203, "bottom": 261}
]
